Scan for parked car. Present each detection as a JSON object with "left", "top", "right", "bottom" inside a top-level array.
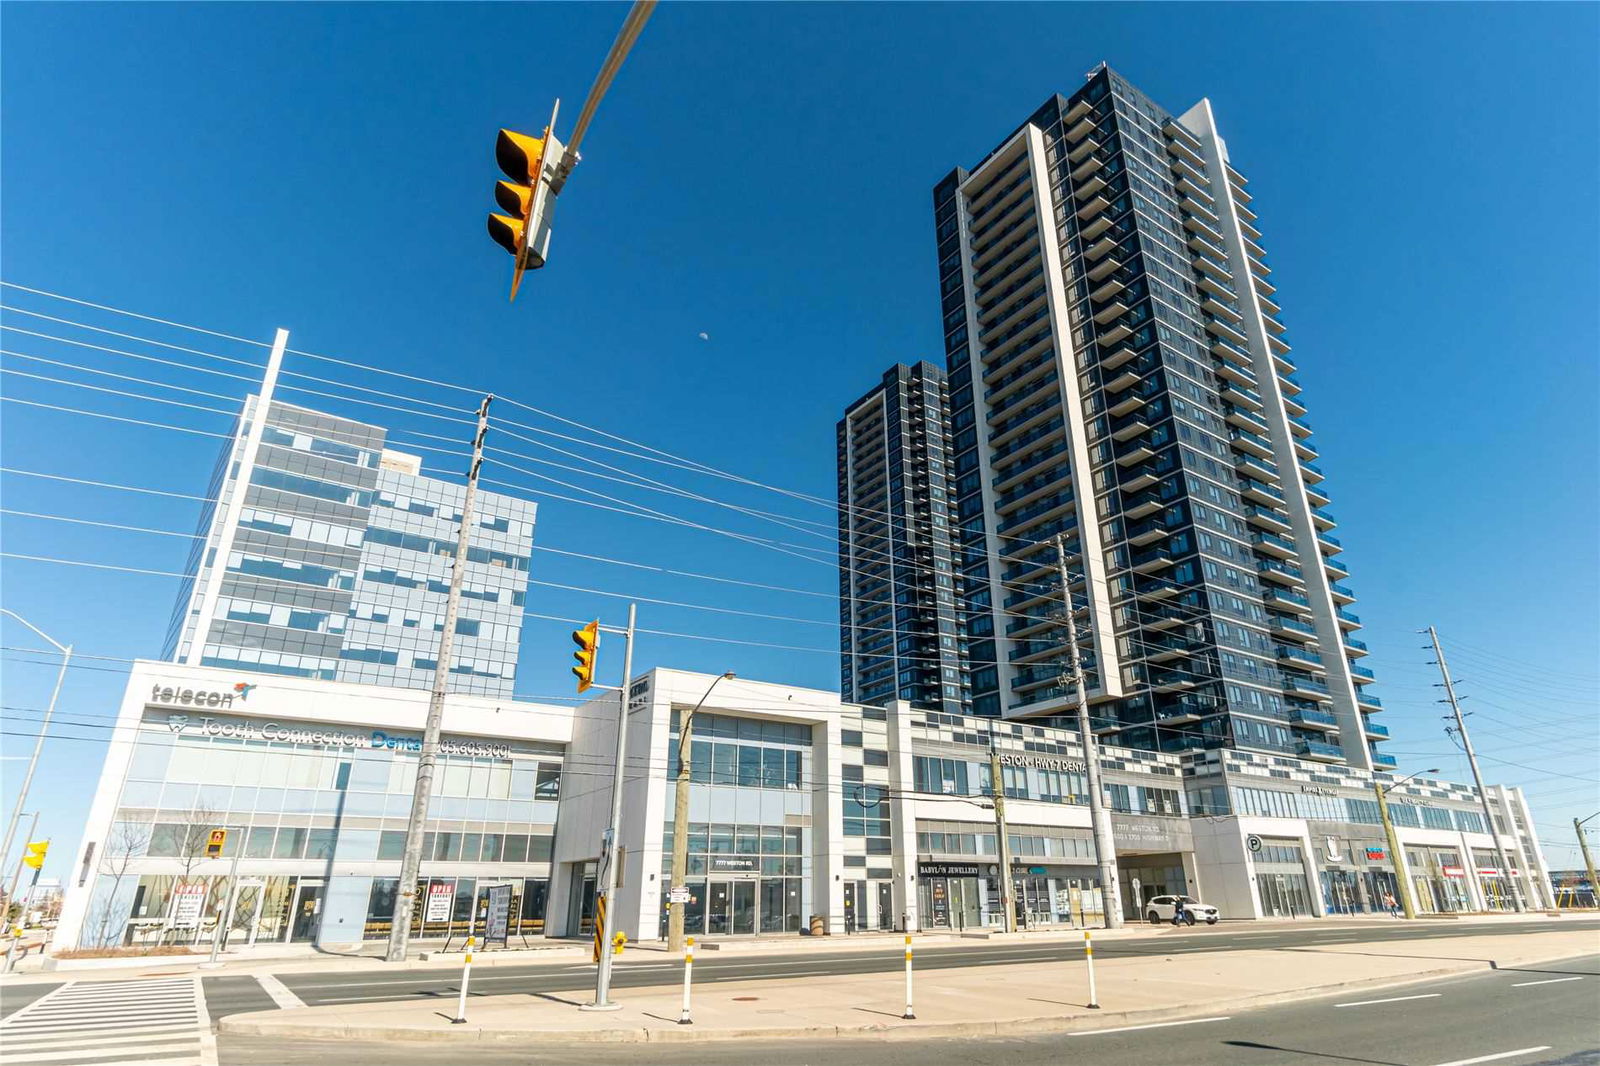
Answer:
[{"left": 1146, "top": 895, "right": 1219, "bottom": 925}]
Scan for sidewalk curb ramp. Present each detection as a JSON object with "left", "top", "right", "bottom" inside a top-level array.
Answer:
[{"left": 217, "top": 947, "right": 1595, "bottom": 1046}]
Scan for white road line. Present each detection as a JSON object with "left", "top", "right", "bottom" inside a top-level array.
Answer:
[
  {"left": 0, "top": 1028, "right": 201, "bottom": 1051},
  {"left": 5, "top": 1040, "right": 202, "bottom": 1064},
  {"left": 1335, "top": 993, "right": 1441, "bottom": 1008},
  {"left": 1070, "top": 1016, "right": 1231, "bottom": 1037},
  {"left": 1510, "top": 976, "right": 1583, "bottom": 987},
  {"left": 256, "top": 973, "right": 306, "bottom": 1009},
  {"left": 1429, "top": 1048, "right": 1553, "bottom": 1066}
]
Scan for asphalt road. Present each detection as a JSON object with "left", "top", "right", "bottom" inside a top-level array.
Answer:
[
  {"left": 221, "top": 952, "right": 1600, "bottom": 1066},
  {"left": 232, "top": 916, "right": 1600, "bottom": 1013}
]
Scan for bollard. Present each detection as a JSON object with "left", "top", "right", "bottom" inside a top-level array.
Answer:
[
  {"left": 902, "top": 933, "right": 916, "bottom": 1019},
  {"left": 453, "top": 936, "right": 475, "bottom": 1024},
  {"left": 678, "top": 936, "right": 694, "bottom": 1025},
  {"left": 1083, "top": 929, "right": 1100, "bottom": 1009}
]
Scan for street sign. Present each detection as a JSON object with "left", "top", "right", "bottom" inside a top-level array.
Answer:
[
  {"left": 425, "top": 882, "right": 453, "bottom": 922},
  {"left": 484, "top": 884, "right": 512, "bottom": 946},
  {"left": 667, "top": 887, "right": 690, "bottom": 904},
  {"left": 1247, "top": 834, "right": 1263, "bottom": 853}
]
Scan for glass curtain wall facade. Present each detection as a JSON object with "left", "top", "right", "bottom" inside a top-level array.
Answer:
[
  {"left": 164, "top": 396, "right": 535, "bottom": 697},
  {"left": 914, "top": 65, "right": 1382, "bottom": 769},
  {"left": 837, "top": 363, "right": 967, "bottom": 713}
]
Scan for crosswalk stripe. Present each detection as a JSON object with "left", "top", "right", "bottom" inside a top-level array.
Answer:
[
  {"left": 1, "top": 1027, "right": 202, "bottom": 1051},
  {"left": 6, "top": 1040, "right": 202, "bottom": 1064}
]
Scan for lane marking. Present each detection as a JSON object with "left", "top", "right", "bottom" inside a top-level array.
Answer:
[
  {"left": 257, "top": 973, "right": 306, "bottom": 1009},
  {"left": 1510, "top": 976, "right": 1583, "bottom": 987},
  {"left": 5, "top": 1040, "right": 202, "bottom": 1064},
  {"left": 1429, "top": 1048, "right": 1552, "bottom": 1066},
  {"left": 1335, "top": 993, "right": 1441, "bottom": 1008},
  {"left": 1070, "top": 1016, "right": 1230, "bottom": 1036}
]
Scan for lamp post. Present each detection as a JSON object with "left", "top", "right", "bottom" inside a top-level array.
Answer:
[
  {"left": 1575, "top": 813, "right": 1599, "bottom": 909},
  {"left": 0, "top": 610, "right": 72, "bottom": 882},
  {"left": 1374, "top": 767, "right": 1438, "bottom": 920},
  {"left": 667, "top": 672, "right": 734, "bottom": 953}
]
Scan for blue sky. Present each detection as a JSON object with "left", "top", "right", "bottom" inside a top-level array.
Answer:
[{"left": 2, "top": 3, "right": 1595, "bottom": 886}]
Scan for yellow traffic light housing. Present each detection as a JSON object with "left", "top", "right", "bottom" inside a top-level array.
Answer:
[
  {"left": 571, "top": 620, "right": 600, "bottom": 693},
  {"left": 205, "top": 829, "right": 227, "bottom": 859},
  {"left": 22, "top": 841, "right": 48, "bottom": 870},
  {"left": 485, "top": 103, "right": 563, "bottom": 301}
]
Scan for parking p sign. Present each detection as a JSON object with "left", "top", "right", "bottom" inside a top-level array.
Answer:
[{"left": 1247, "top": 834, "right": 1263, "bottom": 853}]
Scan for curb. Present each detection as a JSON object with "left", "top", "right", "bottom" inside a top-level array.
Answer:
[{"left": 217, "top": 947, "right": 1596, "bottom": 1046}]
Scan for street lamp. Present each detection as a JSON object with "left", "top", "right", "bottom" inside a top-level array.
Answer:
[
  {"left": 1373, "top": 768, "right": 1438, "bottom": 920},
  {"left": 666, "top": 672, "right": 734, "bottom": 953},
  {"left": 1574, "top": 813, "right": 1599, "bottom": 909},
  {"left": 0, "top": 610, "right": 72, "bottom": 881}
]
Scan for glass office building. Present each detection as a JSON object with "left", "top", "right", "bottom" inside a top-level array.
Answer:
[
  {"left": 841, "top": 64, "right": 1382, "bottom": 769},
  {"left": 165, "top": 395, "right": 535, "bottom": 698}
]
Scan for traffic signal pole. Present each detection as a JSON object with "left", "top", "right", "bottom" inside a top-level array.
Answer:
[
  {"left": 586, "top": 603, "right": 637, "bottom": 1010},
  {"left": 386, "top": 396, "right": 494, "bottom": 963}
]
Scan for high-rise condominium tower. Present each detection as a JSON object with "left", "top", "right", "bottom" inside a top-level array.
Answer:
[
  {"left": 837, "top": 362, "right": 967, "bottom": 713},
  {"left": 164, "top": 396, "right": 536, "bottom": 697},
  {"left": 845, "top": 65, "right": 1382, "bottom": 769}
]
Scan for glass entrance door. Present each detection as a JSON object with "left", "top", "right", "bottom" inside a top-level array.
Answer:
[
  {"left": 230, "top": 880, "right": 266, "bottom": 948},
  {"left": 731, "top": 881, "right": 756, "bottom": 935},
  {"left": 707, "top": 881, "right": 732, "bottom": 935},
  {"left": 289, "top": 882, "right": 324, "bottom": 942}
]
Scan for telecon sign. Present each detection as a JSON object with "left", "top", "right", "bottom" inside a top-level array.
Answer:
[{"left": 149, "top": 683, "right": 254, "bottom": 708}]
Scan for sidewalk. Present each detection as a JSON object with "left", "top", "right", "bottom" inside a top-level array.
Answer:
[
  {"left": 5, "top": 910, "right": 1578, "bottom": 983},
  {"left": 219, "top": 925, "right": 1600, "bottom": 1045}
]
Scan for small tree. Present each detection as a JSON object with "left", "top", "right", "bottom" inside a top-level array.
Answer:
[
  {"left": 168, "top": 805, "right": 222, "bottom": 946},
  {"left": 89, "top": 820, "right": 154, "bottom": 950}
]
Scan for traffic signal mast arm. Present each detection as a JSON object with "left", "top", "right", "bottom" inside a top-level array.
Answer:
[{"left": 551, "top": 0, "right": 657, "bottom": 194}]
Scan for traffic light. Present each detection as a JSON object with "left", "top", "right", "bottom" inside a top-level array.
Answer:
[
  {"left": 571, "top": 620, "right": 600, "bottom": 693},
  {"left": 21, "top": 842, "right": 47, "bottom": 870},
  {"left": 204, "top": 829, "right": 227, "bottom": 859},
  {"left": 485, "top": 104, "right": 564, "bottom": 302}
]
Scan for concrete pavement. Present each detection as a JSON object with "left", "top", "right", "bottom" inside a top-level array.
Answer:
[
  {"left": 217, "top": 923, "right": 1600, "bottom": 1046},
  {"left": 218, "top": 954, "right": 1600, "bottom": 1065}
]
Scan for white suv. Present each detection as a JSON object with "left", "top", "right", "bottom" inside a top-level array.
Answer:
[{"left": 1145, "top": 895, "right": 1219, "bottom": 925}]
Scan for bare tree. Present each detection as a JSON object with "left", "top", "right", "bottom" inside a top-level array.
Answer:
[
  {"left": 89, "top": 820, "right": 154, "bottom": 950},
  {"left": 168, "top": 804, "right": 222, "bottom": 946}
]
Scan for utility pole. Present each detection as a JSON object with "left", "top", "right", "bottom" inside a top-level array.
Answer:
[
  {"left": 1576, "top": 814, "right": 1598, "bottom": 909},
  {"left": 587, "top": 603, "right": 637, "bottom": 1009},
  {"left": 668, "top": 672, "right": 735, "bottom": 953},
  {"left": 3, "top": 812, "right": 39, "bottom": 923},
  {"left": 1373, "top": 782, "right": 1417, "bottom": 919},
  {"left": 986, "top": 727, "right": 1017, "bottom": 934},
  {"left": 208, "top": 826, "right": 244, "bottom": 965},
  {"left": 1055, "top": 534, "right": 1123, "bottom": 929},
  {"left": 1426, "top": 626, "right": 1525, "bottom": 913},
  {"left": 386, "top": 396, "right": 494, "bottom": 963},
  {"left": 0, "top": 609, "right": 72, "bottom": 878}
]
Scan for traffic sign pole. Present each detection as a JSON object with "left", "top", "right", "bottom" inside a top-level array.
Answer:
[{"left": 208, "top": 828, "right": 242, "bottom": 966}]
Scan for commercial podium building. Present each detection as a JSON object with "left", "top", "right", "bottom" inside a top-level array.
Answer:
[{"left": 57, "top": 665, "right": 1552, "bottom": 951}]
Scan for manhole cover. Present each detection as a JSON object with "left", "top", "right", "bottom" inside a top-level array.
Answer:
[{"left": 732, "top": 996, "right": 759, "bottom": 1002}]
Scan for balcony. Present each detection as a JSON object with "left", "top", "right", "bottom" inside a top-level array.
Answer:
[
  {"left": 1236, "top": 453, "right": 1278, "bottom": 482},
  {"left": 1349, "top": 663, "right": 1376, "bottom": 683},
  {"left": 1137, "top": 602, "right": 1192, "bottom": 630},
  {"left": 1212, "top": 335, "right": 1253, "bottom": 367},
  {"left": 1257, "top": 558, "right": 1304, "bottom": 585},
  {"left": 1311, "top": 507, "right": 1337, "bottom": 531},
  {"left": 1132, "top": 547, "right": 1176, "bottom": 574},
  {"left": 1297, "top": 738, "right": 1344, "bottom": 762},
  {"left": 1111, "top": 414, "right": 1152, "bottom": 442},
  {"left": 1329, "top": 582, "right": 1356, "bottom": 605},
  {"left": 1371, "top": 752, "right": 1398, "bottom": 769},
  {"left": 1099, "top": 344, "right": 1138, "bottom": 372},
  {"left": 1204, "top": 312, "right": 1251, "bottom": 348},
  {"left": 1219, "top": 381, "right": 1264, "bottom": 411},
  {"left": 1357, "top": 692, "right": 1383, "bottom": 712},
  {"left": 1216, "top": 359, "right": 1258, "bottom": 388},
  {"left": 1270, "top": 614, "right": 1318, "bottom": 641},
  {"left": 1318, "top": 531, "right": 1344, "bottom": 554},
  {"left": 1325, "top": 556, "right": 1350, "bottom": 579},
  {"left": 1364, "top": 720, "right": 1390, "bottom": 739},
  {"left": 1294, "top": 437, "right": 1318, "bottom": 463},
  {"left": 1292, "top": 706, "right": 1339, "bottom": 731},
  {"left": 1300, "top": 460, "right": 1326, "bottom": 484},
  {"left": 1120, "top": 462, "right": 1164, "bottom": 493},
  {"left": 1107, "top": 378, "right": 1159, "bottom": 417},
  {"left": 1251, "top": 530, "right": 1297, "bottom": 559},
  {"left": 1077, "top": 195, "right": 1111, "bottom": 221},
  {"left": 1284, "top": 674, "right": 1331, "bottom": 700},
  {"left": 1075, "top": 173, "right": 1108, "bottom": 200},
  {"left": 1081, "top": 213, "right": 1114, "bottom": 242},
  {"left": 1239, "top": 476, "right": 1286, "bottom": 505},
  {"left": 1277, "top": 644, "right": 1323, "bottom": 669},
  {"left": 1157, "top": 695, "right": 1218, "bottom": 725},
  {"left": 1336, "top": 607, "right": 1361, "bottom": 628},
  {"left": 1087, "top": 254, "right": 1124, "bottom": 282},
  {"left": 1264, "top": 587, "right": 1311, "bottom": 610},
  {"left": 1066, "top": 114, "right": 1097, "bottom": 143},
  {"left": 1123, "top": 491, "right": 1164, "bottom": 521},
  {"left": 1344, "top": 636, "right": 1369, "bottom": 658},
  {"left": 1229, "top": 427, "right": 1274, "bottom": 458},
  {"left": 1144, "top": 632, "right": 1198, "bottom": 662},
  {"left": 1068, "top": 134, "right": 1100, "bottom": 163},
  {"left": 1124, "top": 516, "right": 1169, "bottom": 546},
  {"left": 1246, "top": 505, "right": 1293, "bottom": 533}
]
